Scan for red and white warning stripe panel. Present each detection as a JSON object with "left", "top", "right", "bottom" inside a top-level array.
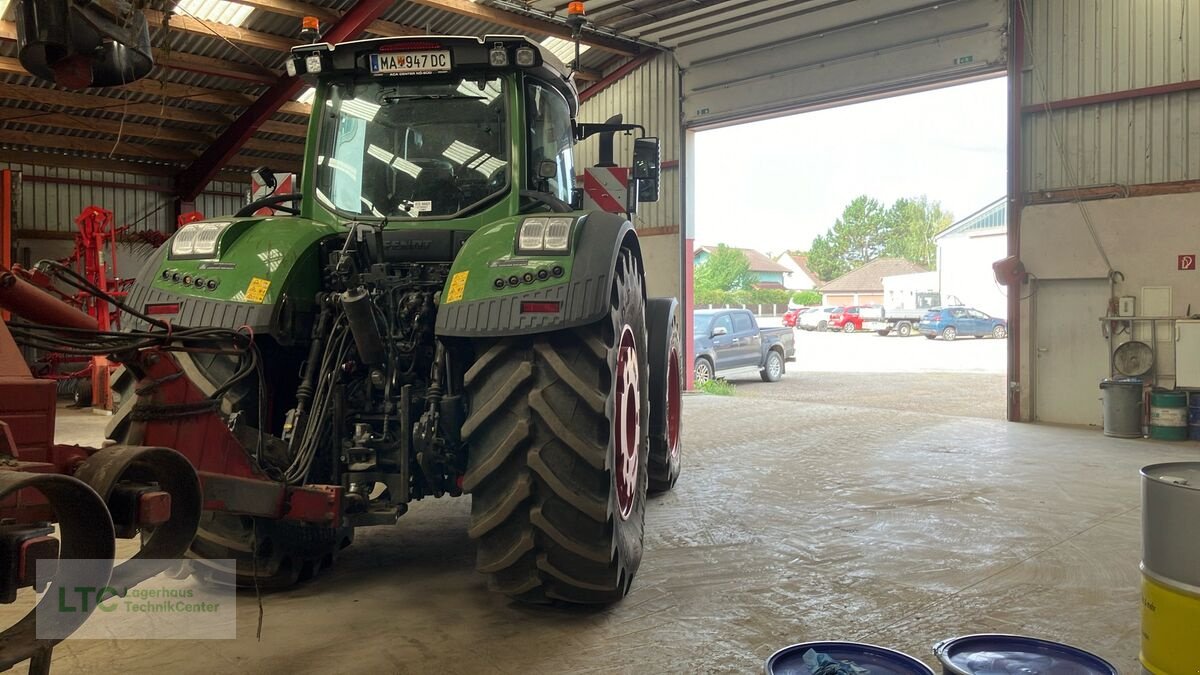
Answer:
[{"left": 583, "top": 167, "right": 630, "bottom": 214}]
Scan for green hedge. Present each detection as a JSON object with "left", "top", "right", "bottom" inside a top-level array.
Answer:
[{"left": 694, "top": 288, "right": 821, "bottom": 306}]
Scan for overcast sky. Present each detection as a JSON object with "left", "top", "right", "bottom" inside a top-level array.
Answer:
[{"left": 693, "top": 77, "right": 1008, "bottom": 255}]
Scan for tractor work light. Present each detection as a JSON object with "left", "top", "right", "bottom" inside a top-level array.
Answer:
[
  {"left": 489, "top": 45, "right": 509, "bottom": 67},
  {"left": 517, "top": 217, "right": 574, "bottom": 255},
  {"left": 514, "top": 46, "right": 537, "bottom": 67},
  {"left": 543, "top": 218, "right": 571, "bottom": 250},
  {"left": 171, "top": 222, "right": 230, "bottom": 259},
  {"left": 285, "top": 58, "right": 298, "bottom": 77},
  {"left": 304, "top": 54, "right": 322, "bottom": 73}
]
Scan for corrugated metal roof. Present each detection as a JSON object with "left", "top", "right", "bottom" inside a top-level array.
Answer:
[
  {"left": 936, "top": 197, "right": 1007, "bottom": 240},
  {"left": 1, "top": 0, "right": 660, "bottom": 173}
]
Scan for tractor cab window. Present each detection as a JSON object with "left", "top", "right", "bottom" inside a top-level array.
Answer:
[
  {"left": 526, "top": 81, "right": 575, "bottom": 204},
  {"left": 314, "top": 76, "right": 509, "bottom": 219}
]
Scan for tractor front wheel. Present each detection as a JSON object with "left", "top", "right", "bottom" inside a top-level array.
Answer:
[{"left": 464, "top": 247, "right": 650, "bottom": 604}]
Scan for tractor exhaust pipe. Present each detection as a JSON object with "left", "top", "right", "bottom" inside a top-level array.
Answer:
[{"left": 0, "top": 265, "right": 98, "bottom": 331}]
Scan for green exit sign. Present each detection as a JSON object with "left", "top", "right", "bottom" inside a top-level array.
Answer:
[{"left": 955, "top": 55, "right": 975, "bottom": 65}]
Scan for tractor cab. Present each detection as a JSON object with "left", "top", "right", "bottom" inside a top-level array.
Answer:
[{"left": 268, "top": 35, "right": 659, "bottom": 227}]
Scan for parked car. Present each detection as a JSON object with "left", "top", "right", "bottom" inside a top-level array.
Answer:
[
  {"left": 693, "top": 309, "right": 796, "bottom": 383},
  {"left": 829, "top": 305, "right": 874, "bottom": 333},
  {"left": 782, "top": 307, "right": 812, "bottom": 327},
  {"left": 918, "top": 306, "right": 1008, "bottom": 341},
  {"left": 799, "top": 306, "right": 843, "bottom": 332}
]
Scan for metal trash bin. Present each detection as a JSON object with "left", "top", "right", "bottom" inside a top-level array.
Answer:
[{"left": 1100, "top": 379, "right": 1142, "bottom": 438}]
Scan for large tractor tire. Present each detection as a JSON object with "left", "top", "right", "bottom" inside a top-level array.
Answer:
[
  {"left": 108, "top": 349, "right": 349, "bottom": 589},
  {"left": 463, "top": 247, "right": 650, "bottom": 604},
  {"left": 646, "top": 298, "right": 682, "bottom": 493}
]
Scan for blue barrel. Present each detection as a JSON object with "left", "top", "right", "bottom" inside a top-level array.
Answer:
[
  {"left": 766, "top": 642, "right": 934, "bottom": 675},
  {"left": 934, "top": 634, "right": 1116, "bottom": 675},
  {"left": 1189, "top": 393, "right": 1200, "bottom": 440}
]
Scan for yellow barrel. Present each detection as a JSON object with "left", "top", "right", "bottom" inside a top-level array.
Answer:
[
  {"left": 1141, "top": 571, "right": 1200, "bottom": 675},
  {"left": 1141, "top": 462, "right": 1200, "bottom": 674}
]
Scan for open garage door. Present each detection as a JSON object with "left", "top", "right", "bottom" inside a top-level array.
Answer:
[{"left": 663, "top": 0, "right": 1009, "bottom": 128}]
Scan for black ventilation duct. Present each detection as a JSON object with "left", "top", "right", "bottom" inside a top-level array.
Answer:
[{"left": 17, "top": 0, "right": 153, "bottom": 89}]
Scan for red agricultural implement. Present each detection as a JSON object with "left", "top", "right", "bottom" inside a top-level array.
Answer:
[{"left": 0, "top": 262, "right": 343, "bottom": 673}]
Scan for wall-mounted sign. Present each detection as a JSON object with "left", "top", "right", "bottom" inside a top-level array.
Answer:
[{"left": 1179, "top": 254, "right": 1195, "bottom": 271}]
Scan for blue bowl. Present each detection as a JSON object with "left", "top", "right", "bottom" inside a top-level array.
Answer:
[
  {"left": 766, "top": 641, "right": 936, "bottom": 675},
  {"left": 934, "top": 634, "right": 1117, "bottom": 675}
]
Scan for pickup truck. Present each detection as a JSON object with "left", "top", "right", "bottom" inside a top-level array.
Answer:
[{"left": 693, "top": 309, "right": 796, "bottom": 384}]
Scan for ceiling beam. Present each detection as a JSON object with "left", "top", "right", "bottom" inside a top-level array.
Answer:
[
  {"left": 0, "top": 112, "right": 212, "bottom": 145},
  {"left": 143, "top": 9, "right": 299, "bottom": 52},
  {"left": 405, "top": 0, "right": 640, "bottom": 56},
  {"left": 0, "top": 57, "right": 253, "bottom": 105},
  {"left": 153, "top": 50, "right": 278, "bottom": 85},
  {"left": 0, "top": 129, "right": 193, "bottom": 163},
  {"left": 235, "top": 0, "right": 424, "bottom": 37},
  {"left": 176, "top": 0, "right": 395, "bottom": 199},
  {"left": 258, "top": 120, "right": 309, "bottom": 137},
  {"left": 0, "top": 83, "right": 235, "bottom": 126},
  {"left": 0, "top": 149, "right": 249, "bottom": 183}
]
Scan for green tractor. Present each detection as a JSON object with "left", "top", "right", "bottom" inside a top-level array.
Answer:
[{"left": 108, "top": 35, "right": 683, "bottom": 604}]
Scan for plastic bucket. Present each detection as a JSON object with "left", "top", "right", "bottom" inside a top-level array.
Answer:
[
  {"left": 1100, "top": 379, "right": 1142, "bottom": 438},
  {"left": 765, "top": 642, "right": 934, "bottom": 675},
  {"left": 933, "top": 634, "right": 1116, "bottom": 675},
  {"left": 1149, "top": 390, "right": 1187, "bottom": 441}
]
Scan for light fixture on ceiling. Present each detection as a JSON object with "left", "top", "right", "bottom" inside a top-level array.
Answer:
[{"left": 296, "top": 87, "right": 316, "bottom": 105}]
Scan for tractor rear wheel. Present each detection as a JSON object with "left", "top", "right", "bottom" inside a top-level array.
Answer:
[
  {"left": 647, "top": 299, "right": 682, "bottom": 493},
  {"left": 463, "top": 247, "right": 650, "bottom": 604}
]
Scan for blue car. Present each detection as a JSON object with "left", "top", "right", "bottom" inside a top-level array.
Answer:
[{"left": 918, "top": 306, "right": 1007, "bottom": 341}]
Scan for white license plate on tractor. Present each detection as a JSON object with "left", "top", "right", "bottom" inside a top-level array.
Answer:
[{"left": 369, "top": 51, "right": 451, "bottom": 75}]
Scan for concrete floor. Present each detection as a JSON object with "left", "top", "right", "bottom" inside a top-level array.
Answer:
[{"left": 8, "top": 374, "right": 1194, "bottom": 673}]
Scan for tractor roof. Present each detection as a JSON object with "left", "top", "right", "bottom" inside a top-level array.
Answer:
[{"left": 291, "top": 34, "right": 580, "bottom": 112}]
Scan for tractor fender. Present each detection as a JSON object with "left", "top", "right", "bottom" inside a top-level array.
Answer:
[{"left": 435, "top": 211, "right": 641, "bottom": 337}]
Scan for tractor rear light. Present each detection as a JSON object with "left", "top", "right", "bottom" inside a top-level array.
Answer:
[
  {"left": 515, "top": 47, "right": 537, "bottom": 67},
  {"left": 145, "top": 303, "right": 181, "bottom": 315},
  {"left": 517, "top": 217, "right": 574, "bottom": 255},
  {"left": 171, "top": 221, "right": 229, "bottom": 258},
  {"left": 543, "top": 218, "right": 572, "bottom": 250},
  {"left": 171, "top": 226, "right": 199, "bottom": 256},
  {"left": 518, "top": 218, "right": 547, "bottom": 250},
  {"left": 521, "top": 301, "right": 561, "bottom": 314}
]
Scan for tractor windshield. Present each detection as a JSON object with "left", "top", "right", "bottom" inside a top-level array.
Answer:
[{"left": 313, "top": 76, "right": 509, "bottom": 219}]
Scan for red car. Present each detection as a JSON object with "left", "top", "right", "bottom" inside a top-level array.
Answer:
[
  {"left": 829, "top": 305, "right": 874, "bottom": 333},
  {"left": 782, "top": 308, "right": 808, "bottom": 327}
]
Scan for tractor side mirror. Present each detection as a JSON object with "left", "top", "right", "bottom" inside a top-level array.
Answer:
[{"left": 632, "top": 137, "right": 660, "bottom": 203}]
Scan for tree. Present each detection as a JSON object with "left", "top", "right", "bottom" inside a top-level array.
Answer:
[
  {"left": 806, "top": 195, "right": 890, "bottom": 281},
  {"left": 884, "top": 196, "right": 953, "bottom": 269},
  {"left": 694, "top": 245, "right": 757, "bottom": 292}
]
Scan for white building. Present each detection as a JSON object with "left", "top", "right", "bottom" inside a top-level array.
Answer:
[
  {"left": 935, "top": 197, "right": 1008, "bottom": 318},
  {"left": 773, "top": 252, "right": 820, "bottom": 291}
]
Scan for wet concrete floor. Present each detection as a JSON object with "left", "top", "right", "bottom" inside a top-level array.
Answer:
[{"left": 12, "top": 377, "right": 1192, "bottom": 673}]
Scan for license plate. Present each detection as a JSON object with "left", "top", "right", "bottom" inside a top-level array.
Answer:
[{"left": 369, "top": 50, "right": 451, "bottom": 75}]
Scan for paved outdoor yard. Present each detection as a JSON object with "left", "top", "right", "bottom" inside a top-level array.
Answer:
[{"left": 718, "top": 327, "right": 1008, "bottom": 420}]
